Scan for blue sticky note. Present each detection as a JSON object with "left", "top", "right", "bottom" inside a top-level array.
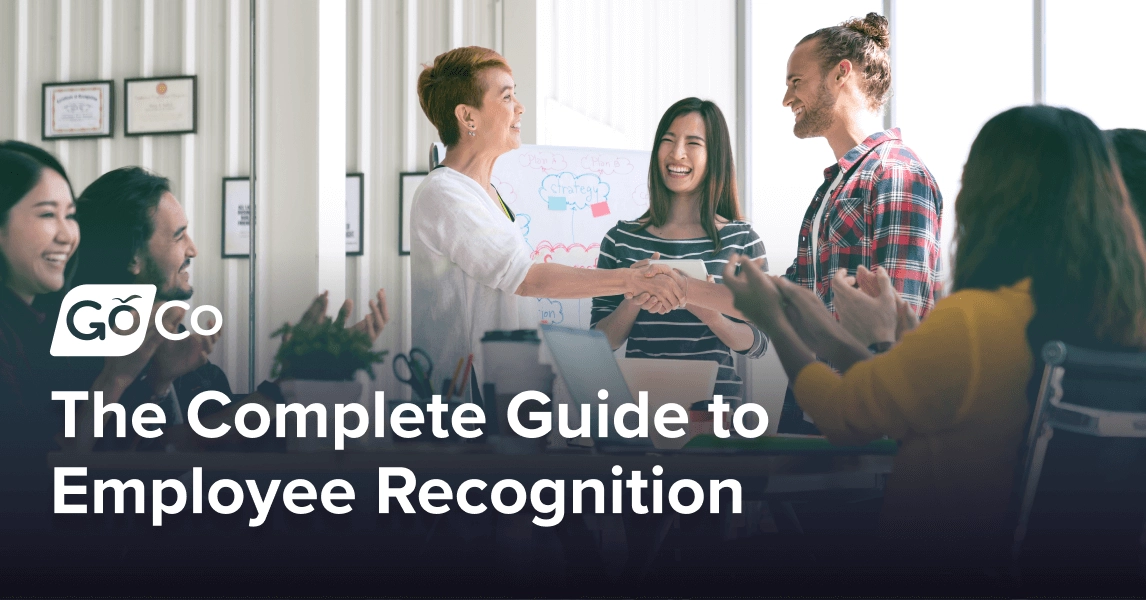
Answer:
[{"left": 548, "top": 196, "right": 568, "bottom": 211}]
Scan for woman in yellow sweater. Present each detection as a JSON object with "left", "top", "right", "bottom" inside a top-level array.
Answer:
[{"left": 724, "top": 106, "right": 1146, "bottom": 543}]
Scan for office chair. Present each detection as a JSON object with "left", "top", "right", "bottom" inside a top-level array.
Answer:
[{"left": 1012, "top": 341, "right": 1146, "bottom": 584}]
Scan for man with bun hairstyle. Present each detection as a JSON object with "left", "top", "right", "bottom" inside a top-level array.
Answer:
[{"left": 778, "top": 13, "right": 943, "bottom": 433}]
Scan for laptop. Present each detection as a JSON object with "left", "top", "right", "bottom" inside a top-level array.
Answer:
[
  {"left": 542, "top": 324, "right": 730, "bottom": 452},
  {"left": 540, "top": 324, "right": 654, "bottom": 449}
]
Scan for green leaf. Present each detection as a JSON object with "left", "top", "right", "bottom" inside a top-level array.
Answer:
[{"left": 270, "top": 314, "right": 388, "bottom": 381}]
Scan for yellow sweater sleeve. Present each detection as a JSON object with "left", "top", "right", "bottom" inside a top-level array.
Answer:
[{"left": 793, "top": 299, "right": 978, "bottom": 446}]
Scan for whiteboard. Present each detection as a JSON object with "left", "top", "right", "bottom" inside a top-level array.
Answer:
[{"left": 490, "top": 144, "right": 652, "bottom": 329}]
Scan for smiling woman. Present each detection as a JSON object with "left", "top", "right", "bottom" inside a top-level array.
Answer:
[
  {"left": 0, "top": 144, "right": 78, "bottom": 303},
  {"left": 0, "top": 141, "right": 182, "bottom": 534},
  {"left": 591, "top": 98, "right": 769, "bottom": 406}
]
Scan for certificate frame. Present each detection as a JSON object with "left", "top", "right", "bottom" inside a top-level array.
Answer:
[
  {"left": 41, "top": 80, "right": 115, "bottom": 140},
  {"left": 221, "top": 177, "right": 251, "bottom": 259},
  {"left": 399, "top": 172, "right": 428, "bottom": 256},
  {"left": 124, "top": 75, "right": 198, "bottom": 136},
  {"left": 346, "top": 173, "right": 365, "bottom": 256}
]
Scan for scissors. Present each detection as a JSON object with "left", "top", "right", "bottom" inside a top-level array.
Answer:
[{"left": 393, "top": 347, "right": 434, "bottom": 399}]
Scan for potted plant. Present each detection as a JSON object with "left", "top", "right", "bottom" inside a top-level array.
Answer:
[{"left": 271, "top": 309, "right": 387, "bottom": 451}]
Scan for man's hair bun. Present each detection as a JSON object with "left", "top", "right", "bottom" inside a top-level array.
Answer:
[
  {"left": 843, "top": 12, "right": 890, "bottom": 50},
  {"left": 798, "top": 13, "right": 892, "bottom": 111}
]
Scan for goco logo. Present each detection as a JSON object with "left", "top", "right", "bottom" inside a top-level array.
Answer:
[{"left": 50, "top": 285, "right": 221, "bottom": 357}]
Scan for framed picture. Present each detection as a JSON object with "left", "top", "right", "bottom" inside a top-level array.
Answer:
[
  {"left": 41, "top": 80, "right": 114, "bottom": 140},
  {"left": 222, "top": 177, "right": 251, "bottom": 258},
  {"left": 399, "top": 172, "right": 428, "bottom": 256},
  {"left": 124, "top": 75, "right": 197, "bottom": 136},
  {"left": 346, "top": 173, "right": 364, "bottom": 256}
]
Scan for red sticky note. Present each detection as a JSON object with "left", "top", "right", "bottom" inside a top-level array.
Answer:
[{"left": 590, "top": 201, "right": 611, "bottom": 217}]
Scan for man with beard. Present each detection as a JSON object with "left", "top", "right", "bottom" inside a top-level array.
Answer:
[
  {"left": 777, "top": 13, "right": 942, "bottom": 433},
  {"left": 73, "top": 167, "right": 388, "bottom": 443}
]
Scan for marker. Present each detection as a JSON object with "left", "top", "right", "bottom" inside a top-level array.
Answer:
[
  {"left": 455, "top": 354, "right": 474, "bottom": 398},
  {"left": 444, "top": 357, "right": 465, "bottom": 399}
]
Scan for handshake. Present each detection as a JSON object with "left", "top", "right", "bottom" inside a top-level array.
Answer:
[
  {"left": 621, "top": 252, "right": 696, "bottom": 314},
  {"left": 620, "top": 252, "right": 766, "bottom": 316}
]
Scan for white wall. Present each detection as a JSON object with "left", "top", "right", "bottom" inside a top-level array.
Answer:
[
  {"left": 535, "top": 0, "right": 737, "bottom": 151},
  {"left": 1, "top": 0, "right": 497, "bottom": 394},
  {"left": 1044, "top": 0, "right": 1146, "bottom": 130}
]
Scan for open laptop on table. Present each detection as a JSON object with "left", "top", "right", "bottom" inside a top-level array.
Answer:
[{"left": 540, "top": 324, "right": 719, "bottom": 452}]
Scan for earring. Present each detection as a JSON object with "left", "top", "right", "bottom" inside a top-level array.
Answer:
[{"left": 468, "top": 130, "right": 476, "bottom": 137}]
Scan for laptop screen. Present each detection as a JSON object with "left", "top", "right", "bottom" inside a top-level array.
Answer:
[{"left": 539, "top": 324, "right": 645, "bottom": 444}]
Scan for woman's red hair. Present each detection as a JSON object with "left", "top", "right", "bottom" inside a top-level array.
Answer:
[{"left": 417, "top": 46, "right": 511, "bottom": 147}]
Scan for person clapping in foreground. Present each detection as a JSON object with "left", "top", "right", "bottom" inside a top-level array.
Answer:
[{"left": 723, "top": 106, "right": 1146, "bottom": 550}]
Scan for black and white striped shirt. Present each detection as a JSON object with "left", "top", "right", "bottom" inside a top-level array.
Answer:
[{"left": 591, "top": 220, "right": 768, "bottom": 405}]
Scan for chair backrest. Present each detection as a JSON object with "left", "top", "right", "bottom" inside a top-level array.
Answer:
[{"left": 1012, "top": 341, "right": 1146, "bottom": 575}]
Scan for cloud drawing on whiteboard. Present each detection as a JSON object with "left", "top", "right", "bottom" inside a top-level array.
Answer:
[
  {"left": 632, "top": 187, "right": 650, "bottom": 211},
  {"left": 581, "top": 154, "right": 636, "bottom": 176},
  {"left": 538, "top": 172, "right": 610, "bottom": 211},
  {"left": 516, "top": 213, "right": 532, "bottom": 243},
  {"left": 530, "top": 241, "right": 600, "bottom": 269},
  {"left": 536, "top": 299, "right": 565, "bottom": 325},
  {"left": 491, "top": 175, "right": 518, "bottom": 206},
  {"left": 518, "top": 151, "right": 568, "bottom": 172}
]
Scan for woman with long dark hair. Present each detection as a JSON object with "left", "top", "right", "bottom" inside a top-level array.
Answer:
[
  {"left": 592, "top": 98, "right": 768, "bottom": 405},
  {"left": 0, "top": 142, "right": 178, "bottom": 535},
  {"left": 722, "top": 106, "right": 1146, "bottom": 537}
]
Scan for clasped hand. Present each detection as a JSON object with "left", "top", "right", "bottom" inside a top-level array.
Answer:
[
  {"left": 623, "top": 252, "right": 688, "bottom": 314},
  {"left": 832, "top": 266, "right": 918, "bottom": 346},
  {"left": 148, "top": 305, "right": 221, "bottom": 393}
]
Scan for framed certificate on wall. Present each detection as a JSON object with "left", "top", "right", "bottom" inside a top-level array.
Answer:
[
  {"left": 41, "top": 80, "right": 114, "bottom": 140},
  {"left": 399, "top": 172, "right": 427, "bottom": 256},
  {"left": 222, "top": 177, "right": 251, "bottom": 258},
  {"left": 124, "top": 76, "right": 197, "bottom": 136}
]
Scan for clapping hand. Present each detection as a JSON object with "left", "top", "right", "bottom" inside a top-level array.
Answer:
[
  {"left": 102, "top": 302, "right": 184, "bottom": 386},
  {"left": 831, "top": 266, "right": 900, "bottom": 346},
  {"left": 148, "top": 310, "right": 220, "bottom": 392},
  {"left": 765, "top": 274, "right": 857, "bottom": 359},
  {"left": 292, "top": 289, "right": 390, "bottom": 344},
  {"left": 347, "top": 289, "right": 390, "bottom": 342},
  {"left": 721, "top": 254, "right": 784, "bottom": 330},
  {"left": 845, "top": 266, "right": 919, "bottom": 341}
]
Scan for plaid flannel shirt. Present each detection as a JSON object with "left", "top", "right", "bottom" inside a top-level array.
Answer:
[{"left": 784, "top": 129, "right": 942, "bottom": 318}]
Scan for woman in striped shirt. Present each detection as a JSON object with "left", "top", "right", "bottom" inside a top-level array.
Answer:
[{"left": 591, "top": 98, "right": 768, "bottom": 405}]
